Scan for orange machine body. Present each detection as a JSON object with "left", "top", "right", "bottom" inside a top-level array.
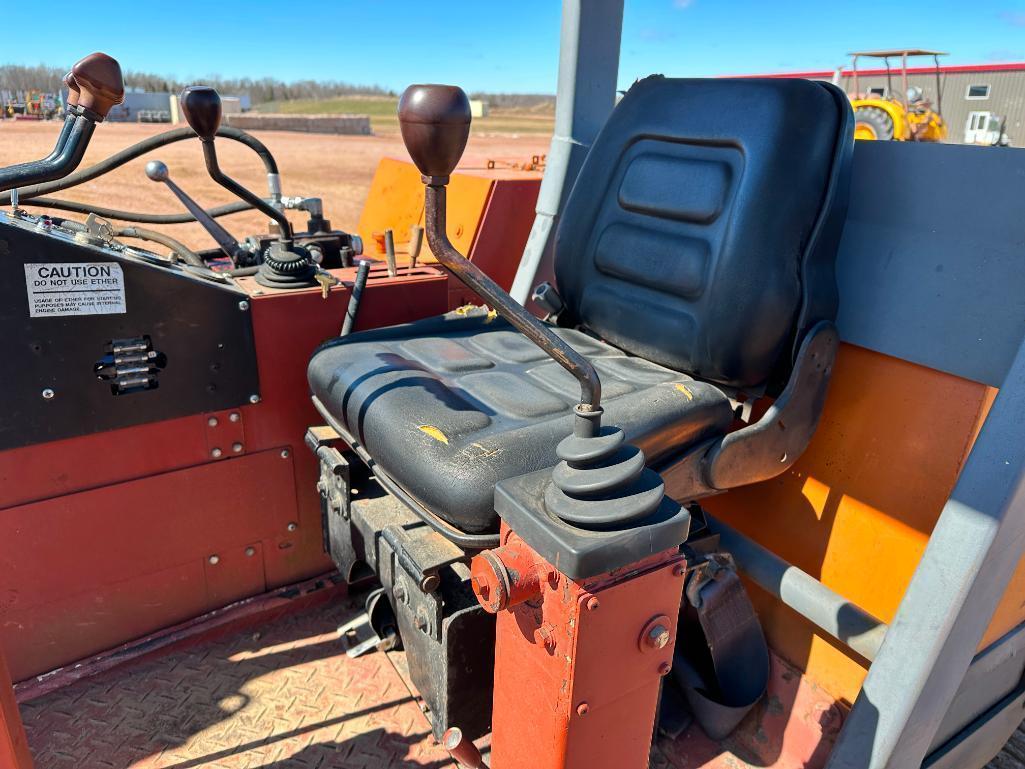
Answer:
[
  {"left": 357, "top": 158, "right": 541, "bottom": 308},
  {"left": 476, "top": 528, "right": 685, "bottom": 769}
]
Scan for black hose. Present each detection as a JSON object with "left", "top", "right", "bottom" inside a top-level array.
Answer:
[
  {"left": 0, "top": 125, "right": 279, "bottom": 205},
  {"left": 17, "top": 196, "right": 254, "bottom": 223},
  {"left": 115, "top": 226, "right": 205, "bottom": 266}
]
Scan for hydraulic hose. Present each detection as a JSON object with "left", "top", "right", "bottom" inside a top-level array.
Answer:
[
  {"left": 114, "top": 226, "right": 204, "bottom": 266},
  {"left": 16, "top": 196, "right": 254, "bottom": 223},
  {"left": 0, "top": 125, "right": 279, "bottom": 206}
]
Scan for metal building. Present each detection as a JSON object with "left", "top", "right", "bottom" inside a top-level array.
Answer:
[{"left": 751, "top": 61, "right": 1025, "bottom": 146}]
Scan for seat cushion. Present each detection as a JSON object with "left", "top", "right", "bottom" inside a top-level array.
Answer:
[{"left": 308, "top": 311, "right": 733, "bottom": 533}]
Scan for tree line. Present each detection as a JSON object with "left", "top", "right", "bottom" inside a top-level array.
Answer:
[
  {"left": 0, "top": 64, "right": 394, "bottom": 103},
  {"left": 0, "top": 63, "right": 557, "bottom": 109}
]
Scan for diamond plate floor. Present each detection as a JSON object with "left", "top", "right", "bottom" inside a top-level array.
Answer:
[{"left": 21, "top": 596, "right": 453, "bottom": 769}]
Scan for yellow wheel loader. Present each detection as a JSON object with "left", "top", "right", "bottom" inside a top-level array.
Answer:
[{"left": 848, "top": 49, "right": 948, "bottom": 142}]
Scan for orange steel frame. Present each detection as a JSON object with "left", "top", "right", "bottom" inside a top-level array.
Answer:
[{"left": 472, "top": 528, "right": 685, "bottom": 769}]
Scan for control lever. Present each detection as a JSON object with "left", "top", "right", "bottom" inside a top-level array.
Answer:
[
  {"left": 144, "top": 160, "right": 244, "bottom": 261},
  {"left": 398, "top": 84, "right": 600, "bottom": 414},
  {"left": 400, "top": 85, "right": 669, "bottom": 530},
  {"left": 0, "top": 53, "right": 124, "bottom": 194},
  {"left": 179, "top": 85, "right": 317, "bottom": 288}
]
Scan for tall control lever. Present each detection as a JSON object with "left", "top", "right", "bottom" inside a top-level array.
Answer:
[
  {"left": 144, "top": 160, "right": 244, "bottom": 260},
  {"left": 398, "top": 84, "right": 601, "bottom": 415},
  {"left": 0, "top": 53, "right": 124, "bottom": 195},
  {"left": 179, "top": 85, "right": 316, "bottom": 288},
  {"left": 400, "top": 85, "right": 668, "bottom": 529}
]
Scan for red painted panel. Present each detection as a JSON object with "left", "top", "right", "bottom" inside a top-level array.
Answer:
[{"left": 0, "top": 449, "right": 294, "bottom": 680}]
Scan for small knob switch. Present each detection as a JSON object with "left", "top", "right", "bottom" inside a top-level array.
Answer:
[
  {"left": 180, "top": 85, "right": 222, "bottom": 141},
  {"left": 397, "top": 84, "right": 471, "bottom": 182},
  {"left": 71, "top": 52, "right": 124, "bottom": 119}
]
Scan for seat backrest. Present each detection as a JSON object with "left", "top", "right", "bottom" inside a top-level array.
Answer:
[{"left": 554, "top": 76, "right": 853, "bottom": 390}]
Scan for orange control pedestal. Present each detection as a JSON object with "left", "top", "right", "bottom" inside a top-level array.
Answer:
[{"left": 471, "top": 527, "right": 686, "bottom": 769}]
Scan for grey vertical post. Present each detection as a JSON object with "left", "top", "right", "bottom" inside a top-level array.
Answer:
[
  {"left": 508, "top": 0, "right": 623, "bottom": 304},
  {"left": 826, "top": 332, "right": 1025, "bottom": 769}
]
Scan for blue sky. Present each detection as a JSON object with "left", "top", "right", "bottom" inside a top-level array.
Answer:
[{"left": 4, "top": 0, "right": 1025, "bottom": 93}]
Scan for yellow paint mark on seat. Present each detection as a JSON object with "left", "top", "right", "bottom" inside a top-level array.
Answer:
[
  {"left": 674, "top": 383, "right": 694, "bottom": 400},
  {"left": 485, "top": 308, "right": 498, "bottom": 323},
  {"left": 418, "top": 425, "right": 449, "bottom": 444}
]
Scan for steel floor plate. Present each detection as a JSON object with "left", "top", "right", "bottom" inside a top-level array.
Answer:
[
  {"left": 21, "top": 596, "right": 452, "bottom": 769},
  {"left": 20, "top": 591, "right": 1023, "bottom": 769}
]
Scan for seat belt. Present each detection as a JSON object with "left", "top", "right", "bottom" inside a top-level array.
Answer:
[{"left": 672, "top": 545, "right": 770, "bottom": 740}]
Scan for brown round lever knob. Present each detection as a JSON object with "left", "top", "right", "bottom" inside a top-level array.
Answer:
[
  {"left": 398, "top": 84, "right": 471, "bottom": 182},
  {"left": 179, "top": 86, "right": 222, "bottom": 141},
  {"left": 63, "top": 72, "right": 80, "bottom": 108},
  {"left": 71, "top": 52, "right": 124, "bottom": 119}
]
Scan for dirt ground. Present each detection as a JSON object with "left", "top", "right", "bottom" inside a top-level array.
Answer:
[{"left": 0, "top": 121, "right": 549, "bottom": 251}]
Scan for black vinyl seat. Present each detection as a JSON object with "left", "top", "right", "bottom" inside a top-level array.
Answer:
[
  {"left": 309, "top": 76, "right": 853, "bottom": 535},
  {"left": 309, "top": 312, "right": 733, "bottom": 532}
]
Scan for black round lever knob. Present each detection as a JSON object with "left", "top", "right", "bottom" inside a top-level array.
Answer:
[
  {"left": 398, "top": 84, "right": 471, "bottom": 181},
  {"left": 180, "top": 85, "right": 222, "bottom": 141}
]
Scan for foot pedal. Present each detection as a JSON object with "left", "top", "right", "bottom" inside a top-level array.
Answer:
[{"left": 338, "top": 587, "right": 400, "bottom": 658}]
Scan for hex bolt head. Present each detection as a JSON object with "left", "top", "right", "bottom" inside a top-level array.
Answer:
[
  {"left": 286, "top": 522, "right": 298, "bottom": 532},
  {"left": 645, "top": 624, "right": 671, "bottom": 650},
  {"left": 586, "top": 597, "right": 600, "bottom": 611},
  {"left": 41, "top": 388, "right": 55, "bottom": 400},
  {"left": 232, "top": 442, "right": 243, "bottom": 453},
  {"left": 280, "top": 449, "right": 290, "bottom": 459},
  {"left": 249, "top": 394, "right": 261, "bottom": 404},
  {"left": 207, "top": 416, "right": 219, "bottom": 427},
  {"left": 245, "top": 546, "right": 256, "bottom": 557},
  {"left": 658, "top": 662, "right": 672, "bottom": 676},
  {"left": 211, "top": 447, "right": 223, "bottom": 458},
  {"left": 238, "top": 300, "right": 250, "bottom": 311},
  {"left": 576, "top": 702, "right": 589, "bottom": 716},
  {"left": 208, "top": 555, "right": 220, "bottom": 565},
  {"left": 229, "top": 412, "right": 241, "bottom": 423}
]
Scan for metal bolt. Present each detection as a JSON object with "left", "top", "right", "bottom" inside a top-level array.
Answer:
[
  {"left": 207, "top": 416, "right": 219, "bottom": 427},
  {"left": 245, "top": 547, "right": 255, "bottom": 557},
  {"left": 280, "top": 449, "right": 290, "bottom": 459},
  {"left": 576, "top": 702, "right": 589, "bottom": 716},
  {"left": 645, "top": 624, "right": 671, "bottom": 650},
  {"left": 658, "top": 662, "right": 672, "bottom": 676},
  {"left": 673, "top": 563, "right": 686, "bottom": 577},
  {"left": 420, "top": 573, "right": 440, "bottom": 593},
  {"left": 394, "top": 583, "right": 408, "bottom": 605},
  {"left": 238, "top": 300, "right": 250, "bottom": 311},
  {"left": 229, "top": 412, "right": 241, "bottom": 423},
  {"left": 41, "top": 388, "right": 55, "bottom": 400},
  {"left": 208, "top": 555, "right": 220, "bottom": 565},
  {"left": 287, "top": 522, "right": 298, "bottom": 532},
  {"left": 232, "top": 442, "right": 243, "bottom": 453},
  {"left": 586, "top": 597, "right": 600, "bottom": 611},
  {"left": 211, "top": 447, "right": 223, "bottom": 458},
  {"left": 249, "top": 394, "right": 261, "bottom": 404}
]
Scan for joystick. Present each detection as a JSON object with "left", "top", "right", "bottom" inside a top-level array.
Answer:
[
  {"left": 179, "top": 85, "right": 317, "bottom": 288},
  {"left": 398, "top": 84, "right": 669, "bottom": 531}
]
